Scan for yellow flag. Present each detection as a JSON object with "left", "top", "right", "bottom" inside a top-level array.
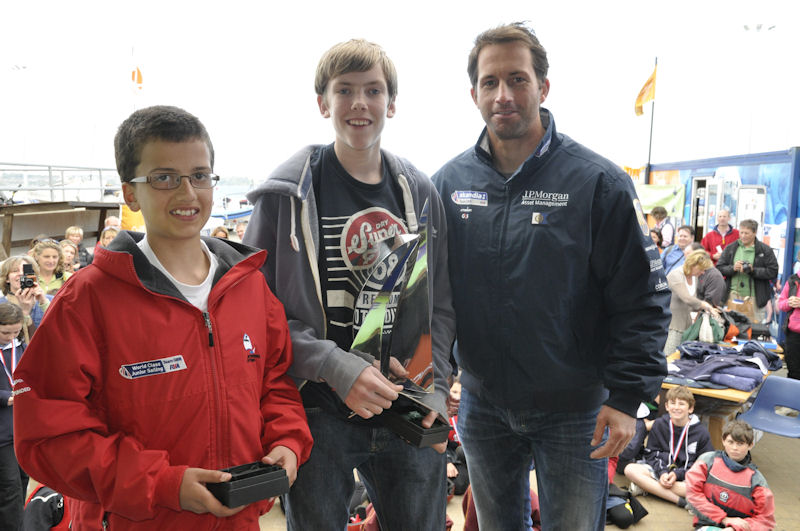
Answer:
[{"left": 634, "top": 66, "right": 656, "bottom": 116}]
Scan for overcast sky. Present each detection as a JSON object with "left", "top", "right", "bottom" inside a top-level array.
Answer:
[{"left": 2, "top": 0, "right": 799, "bottom": 181}]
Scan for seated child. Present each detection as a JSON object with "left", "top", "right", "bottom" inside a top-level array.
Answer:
[
  {"left": 686, "top": 419, "right": 775, "bottom": 530},
  {"left": 13, "top": 106, "right": 312, "bottom": 530},
  {"left": 624, "top": 385, "right": 713, "bottom": 507}
]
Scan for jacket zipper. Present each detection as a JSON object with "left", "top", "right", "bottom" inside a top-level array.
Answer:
[
  {"left": 203, "top": 311, "right": 214, "bottom": 346},
  {"left": 202, "top": 310, "right": 226, "bottom": 472}
]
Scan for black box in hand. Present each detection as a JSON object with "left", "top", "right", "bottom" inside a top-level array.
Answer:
[
  {"left": 380, "top": 401, "right": 450, "bottom": 447},
  {"left": 206, "top": 461, "right": 289, "bottom": 507}
]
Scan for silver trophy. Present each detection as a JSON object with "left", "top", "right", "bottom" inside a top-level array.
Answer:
[{"left": 350, "top": 200, "right": 449, "bottom": 447}]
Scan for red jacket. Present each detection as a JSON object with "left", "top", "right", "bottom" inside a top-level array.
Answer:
[
  {"left": 14, "top": 233, "right": 312, "bottom": 530},
  {"left": 701, "top": 225, "right": 740, "bottom": 264},
  {"left": 686, "top": 451, "right": 775, "bottom": 531}
]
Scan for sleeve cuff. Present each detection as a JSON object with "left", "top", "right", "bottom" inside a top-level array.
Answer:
[
  {"left": 318, "top": 350, "right": 372, "bottom": 402},
  {"left": 604, "top": 391, "right": 643, "bottom": 418},
  {"left": 153, "top": 465, "right": 188, "bottom": 512}
]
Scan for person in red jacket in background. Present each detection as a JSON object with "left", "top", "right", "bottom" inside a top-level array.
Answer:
[
  {"left": 701, "top": 209, "right": 739, "bottom": 264},
  {"left": 13, "top": 106, "right": 312, "bottom": 530},
  {"left": 686, "top": 420, "right": 775, "bottom": 530}
]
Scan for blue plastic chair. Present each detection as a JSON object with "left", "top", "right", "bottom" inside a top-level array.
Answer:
[{"left": 737, "top": 376, "right": 800, "bottom": 438}]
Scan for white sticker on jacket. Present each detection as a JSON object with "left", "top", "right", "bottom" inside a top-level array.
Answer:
[
  {"left": 451, "top": 191, "right": 488, "bottom": 207},
  {"left": 119, "top": 355, "right": 187, "bottom": 379}
]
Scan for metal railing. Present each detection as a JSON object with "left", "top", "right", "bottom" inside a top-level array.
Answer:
[{"left": 0, "top": 162, "right": 121, "bottom": 204}]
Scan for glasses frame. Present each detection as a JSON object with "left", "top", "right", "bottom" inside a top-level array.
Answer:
[{"left": 129, "top": 172, "right": 220, "bottom": 190}]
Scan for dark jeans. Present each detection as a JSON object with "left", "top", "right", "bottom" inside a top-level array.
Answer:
[
  {"left": 784, "top": 329, "right": 800, "bottom": 380},
  {"left": 285, "top": 407, "right": 446, "bottom": 531},
  {"left": 458, "top": 387, "right": 608, "bottom": 531},
  {"left": 0, "top": 442, "right": 28, "bottom": 531}
]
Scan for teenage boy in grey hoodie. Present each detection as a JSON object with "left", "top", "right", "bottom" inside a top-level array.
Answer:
[{"left": 245, "top": 39, "right": 456, "bottom": 531}]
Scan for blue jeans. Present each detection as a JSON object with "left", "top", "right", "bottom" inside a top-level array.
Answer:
[
  {"left": 458, "top": 387, "right": 608, "bottom": 531},
  {"left": 285, "top": 407, "right": 447, "bottom": 531}
]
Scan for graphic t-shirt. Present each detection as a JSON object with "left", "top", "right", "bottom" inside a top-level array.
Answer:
[{"left": 312, "top": 144, "right": 408, "bottom": 353}]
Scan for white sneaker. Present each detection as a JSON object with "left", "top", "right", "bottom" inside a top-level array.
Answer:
[{"left": 628, "top": 483, "right": 646, "bottom": 497}]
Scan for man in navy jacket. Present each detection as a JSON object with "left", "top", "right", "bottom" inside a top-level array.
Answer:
[{"left": 433, "top": 22, "right": 670, "bottom": 530}]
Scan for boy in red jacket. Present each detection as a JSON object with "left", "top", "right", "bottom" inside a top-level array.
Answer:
[
  {"left": 686, "top": 420, "right": 775, "bottom": 530},
  {"left": 13, "top": 106, "right": 312, "bottom": 530}
]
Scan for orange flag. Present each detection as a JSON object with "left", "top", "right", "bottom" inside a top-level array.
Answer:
[
  {"left": 634, "top": 66, "right": 656, "bottom": 116},
  {"left": 131, "top": 67, "right": 143, "bottom": 91}
]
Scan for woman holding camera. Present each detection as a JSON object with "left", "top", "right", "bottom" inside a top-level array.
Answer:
[
  {"left": 716, "top": 219, "right": 779, "bottom": 323},
  {"left": 0, "top": 256, "right": 50, "bottom": 342}
]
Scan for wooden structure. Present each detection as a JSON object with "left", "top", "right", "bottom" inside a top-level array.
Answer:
[{"left": 0, "top": 201, "right": 119, "bottom": 260}]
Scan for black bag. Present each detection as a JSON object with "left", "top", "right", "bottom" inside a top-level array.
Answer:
[{"left": 607, "top": 484, "right": 648, "bottom": 528}]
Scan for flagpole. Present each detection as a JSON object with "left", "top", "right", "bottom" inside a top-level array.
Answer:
[{"left": 645, "top": 57, "right": 657, "bottom": 184}]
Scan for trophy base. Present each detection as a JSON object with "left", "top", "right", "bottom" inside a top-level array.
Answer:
[
  {"left": 380, "top": 400, "right": 450, "bottom": 448},
  {"left": 207, "top": 461, "right": 289, "bottom": 507}
]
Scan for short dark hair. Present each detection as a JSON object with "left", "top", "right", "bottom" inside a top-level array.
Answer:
[
  {"left": 0, "top": 301, "right": 24, "bottom": 326},
  {"left": 468, "top": 22, "right": 548, "bottom": 89},
  {"left": 114, "top": 106, "right": 214, "bottom": 183},
  {"left": 723, "top": 419, "right": 754, "bottom": 445},
  {"left": 739, "top": 219, "right": 758, "bottom": 233},
  {"left": 676, "top": 225, "right": 694, "bottom": 237}
]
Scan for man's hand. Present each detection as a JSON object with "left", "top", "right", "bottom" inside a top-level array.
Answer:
[
  {"left": 589, "top": 405, "right": 635, "bottom": 459},
  {"left": 345, "top": 366, "right": 402, "bottom": 419},
  {"left": 734, "top": 260, "right": 744, "bottom": 273},
  {"left": 420, "top": 409, "right": 447, "bottom": 454},
  {"left": 788, "top": 296, "right": 800, "bottom": 309},
  {"left": 446, "top": 462, "right": 458, "bottom": 478},
  {"left": 262, "top": 446, "right": 299, "bottom": 486},
  {"left": 179, "top": 468, "right": 244, "bottom": 517}
]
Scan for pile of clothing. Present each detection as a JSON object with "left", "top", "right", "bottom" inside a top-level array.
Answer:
[{"left": 665, "top": 341, "right": 783, "bottom": 391}]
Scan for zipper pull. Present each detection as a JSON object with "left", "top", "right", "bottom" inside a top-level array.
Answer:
[{"left": 203, "top": 311, "right": 214, "bottom": 347}]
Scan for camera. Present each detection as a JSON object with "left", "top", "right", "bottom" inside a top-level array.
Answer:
[
  {"left": 741, "top": 261, "right": 753, "bottom": 274},
  {"left": 21, "top": 263, "right": 36, "bottom": 288}
]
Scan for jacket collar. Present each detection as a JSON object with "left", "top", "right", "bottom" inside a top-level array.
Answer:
[
  {"left": 474, "top": 108, "right": 559, "bottom": 175},
  {"left": 97, "top": 231, "right": 263, "bottom": 299}
]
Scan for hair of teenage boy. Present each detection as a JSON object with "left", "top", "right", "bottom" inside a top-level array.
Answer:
[
  {"left": 314, "top": 39, "right": 398, "bottom": 101},
  {"left": 723, "top": 419, "right": 755, "bottom": 445},
  {"left": 113, "top": 105, "right": 215, "bottom": 183},
  {"left": 665, "top": 385, "right": 695, "bottom": 410}
]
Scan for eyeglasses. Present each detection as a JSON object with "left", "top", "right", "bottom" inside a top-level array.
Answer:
[{"left": 129, "top": 172, "right": 219, "bottom": 190}]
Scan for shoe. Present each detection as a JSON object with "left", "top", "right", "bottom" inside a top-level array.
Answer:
[{"left": 627, "top": 483, "right": 646, "bottom": 497}]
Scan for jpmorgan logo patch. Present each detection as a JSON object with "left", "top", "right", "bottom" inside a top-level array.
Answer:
[
  {"left": 119, "top": 355, "right": 187, "bottom": 380},
  {"left": 521, "top": 190, "right": 569, "bottom": 207}
]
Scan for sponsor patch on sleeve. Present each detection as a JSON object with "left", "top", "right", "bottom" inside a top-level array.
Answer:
[
  {"left": 119, "top": 355, "right": 187, "bottom": 380},
  {"left": 633, "top": 199, "right": 650, "bottom": 237}
]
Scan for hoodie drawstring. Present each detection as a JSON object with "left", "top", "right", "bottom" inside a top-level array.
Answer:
[{"left": 290, "top": 196, "right": 300, "bottom": 252}]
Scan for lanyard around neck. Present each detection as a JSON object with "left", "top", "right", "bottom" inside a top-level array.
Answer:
[
  {"left": 669, "top": 419, "right": 690, "bottom": 467},
  {"left": 1, "top": 341, "right": 17, "bottom": 386}
]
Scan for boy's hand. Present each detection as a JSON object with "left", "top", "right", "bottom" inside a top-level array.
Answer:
[
  {"left": 373, "top": 357, "right": 408, "bottom": 381},
  {"left": 658, "top": 471, "right": 676, "bottom": 488},
  {"left": 179, "top": 468, "right": 244, "bottom": 517},
  {"left": 262, "top": 446, "right": 299, "bottom": 486},
  {"left": 722, "top": 516, "right": 750, "bottom": 531},
  {"left": 345, "top": 365, "right": 402, "bottom": 419}
]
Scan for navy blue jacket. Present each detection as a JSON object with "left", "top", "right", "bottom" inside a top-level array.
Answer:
[
  {"left": 1, "top": 339, "right": 24, "bottom": 447},
  {"left": 432, "top": 109, "right": 670, "bottom": 417}
]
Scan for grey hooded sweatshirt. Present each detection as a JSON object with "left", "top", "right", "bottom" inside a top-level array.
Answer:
[{"left": 245, "top": 145, "right": 456, "bottom": 418}]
